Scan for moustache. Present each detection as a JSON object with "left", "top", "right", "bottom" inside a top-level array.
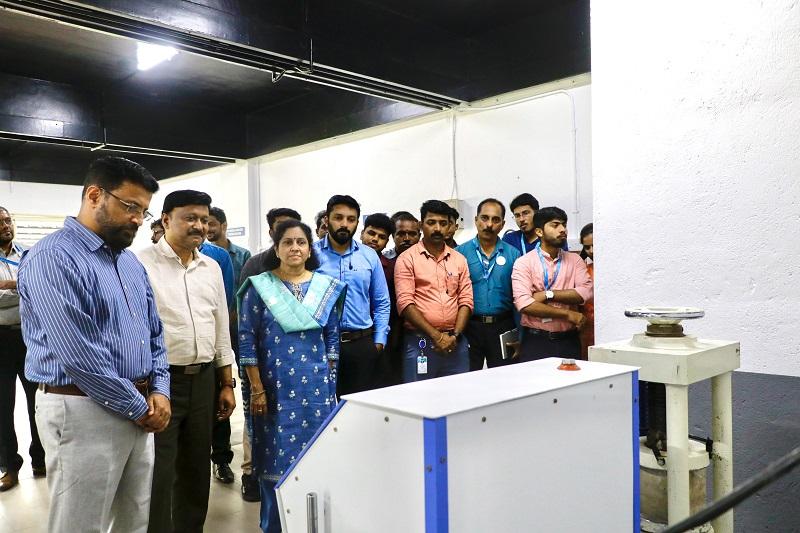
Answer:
[
  {"left": 188, "top": 230, "right": 204, "bottom": 236},
  {"left": 431, "top": 232, "right": 443, "bottom": 238}
]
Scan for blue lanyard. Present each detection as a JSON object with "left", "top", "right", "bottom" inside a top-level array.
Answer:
[
  {"left": 520, "top": 234, "right": 527, "bottom": 254},
  {"left": 474, "top": 247, "right": 497, "bottom": 281},
  {"left": 535, "top": 243, "right": 561, "bottom": 290},
  {"left": 0, "top": 256, "right": 19, "bottom": 267}
]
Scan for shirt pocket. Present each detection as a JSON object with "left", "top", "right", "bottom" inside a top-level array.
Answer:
[{"left": 445, "top": 272, "right": 460, "bottom": 295}]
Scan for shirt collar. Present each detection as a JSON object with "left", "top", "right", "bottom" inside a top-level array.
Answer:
[
  {"left": 417, "top": 240, "right": 451, "bottom": 260},
  {"left": 472, "top": 236, "right": 505, "bottom": 258},
  {"left": 322, "top": 235, "right": 358, "bottom": 255},
  {"left": 64, "top": 216, "right": 107, "bottom": 253},
  {"left": 157, "top": 235, "right": 203, "bottom": 266},
  {"left": 1, "top": 241, "right": 24, "bottom": 259}
]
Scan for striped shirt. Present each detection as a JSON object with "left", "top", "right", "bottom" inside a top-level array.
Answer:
[{"left": 19, "top": 217, "right": 170, "bottom": 421}]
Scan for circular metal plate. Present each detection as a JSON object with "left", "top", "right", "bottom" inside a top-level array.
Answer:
[{"left": 624, "top": 306, "right": 705, "bottom": 325}]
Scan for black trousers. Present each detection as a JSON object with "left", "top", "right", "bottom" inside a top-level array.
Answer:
[
  {"left": 211, "top": 320, "right": 237, "bottom": 466},
  {"left": 149, "top": 364, "right": 215, "bottom": 533},
  {"left": 336, "top": 334, "right": 380, "bottom": 397},
  {"left": 518, "top": 328, "right": 581, "bottom": 362},
  {"left": 464, "top": 316, "right": 517, "bottom": 371},
  {"left": 0, "top": 328, "right": 44, "bottom": 472}
]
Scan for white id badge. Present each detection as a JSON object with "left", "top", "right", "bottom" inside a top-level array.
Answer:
[
  {"left": 417, "top": 355, "right": 428, "bottom": 374},
  {"left": 541, "top": 318, "right": 553, "bottom": 323}
]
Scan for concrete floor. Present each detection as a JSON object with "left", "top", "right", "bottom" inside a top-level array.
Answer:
[{"left": 0, "top": 382, "right": 262, "bottom": 532}]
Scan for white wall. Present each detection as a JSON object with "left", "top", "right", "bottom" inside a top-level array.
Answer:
[
  {"left": 258, "top": 83, "right": 593, "bottom": 251},
  {"left": 130, "top": 161, "right": 250, "bottom": 252},
  {"left": 592, "top": 3, "right": 800, "bottom": 376},
  {"left": 1, "top": 181, "right": 82, "bottom": 217}
]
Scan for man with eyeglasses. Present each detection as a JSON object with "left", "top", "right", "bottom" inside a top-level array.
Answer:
[
  {"left": 19, "top": 157, "right": 171, "bottom": 532},
  {"left": 138, "top": 189, "right": 236, "bottom": 533},
  {"left": 0, "top": 207, "right": 45, "bottom": 492}
]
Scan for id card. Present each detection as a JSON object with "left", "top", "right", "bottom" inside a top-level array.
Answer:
[{"left": 417, "top": 355, "right": 428, "bottom": 374}]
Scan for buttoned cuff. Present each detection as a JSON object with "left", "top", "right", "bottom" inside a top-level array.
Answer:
[
  {"left": 373, "top": 330, "right": 389, "bottom": 345},
  {"left": 123, "top": 394, "right": 149, "bottom": 421},
  {"left": 149, "top": 375, "right": 171, "bottom": 399}
]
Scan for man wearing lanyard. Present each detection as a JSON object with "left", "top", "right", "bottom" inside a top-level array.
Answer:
[
  {"left": 457, "top": 199, "right": 521, "bottom": 370},
  {"left": 511, "top": 206, "right": 593, "bottom": 361},
  {"left": 0, "top": 207, "right": 45, "bottom": 491},
  {"left": 395, "top": 200, "right": 474, "bottom": 382},
  {"left": 502, "top": 193, "right": 541, "bottom": 255},
  {"left": 313, "top": 195, "right": 391, "bottom": 395}
]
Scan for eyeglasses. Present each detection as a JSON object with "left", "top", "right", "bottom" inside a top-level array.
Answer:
[
  {"left": 101, "top": 188, "right": 153, "bottom": 221},
  {"left": 0, "top": 217, "right": 13, "bottom": 227}
]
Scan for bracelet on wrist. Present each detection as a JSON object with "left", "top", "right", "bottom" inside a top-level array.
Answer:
[{"left": 251, "top": 390, "right": 266, "bottom": 397}]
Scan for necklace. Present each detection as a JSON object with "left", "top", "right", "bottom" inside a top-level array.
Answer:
[{"left": 289, "top": 282, "right": 303, "bottom": 302}]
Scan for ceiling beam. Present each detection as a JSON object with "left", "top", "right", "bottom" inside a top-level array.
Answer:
[{"left": 0, "top": 0, "right": 465, "bottom": 109}]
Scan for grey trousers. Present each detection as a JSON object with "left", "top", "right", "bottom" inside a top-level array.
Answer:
[{"left": 35, "top": 389, "right": 154, "bottom": 533}]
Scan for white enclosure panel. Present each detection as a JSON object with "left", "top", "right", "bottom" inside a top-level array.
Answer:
[
  {"left": 344, "top": 358, "right": 638, "bottom": 419},
  {"left": 446, "top": 373, "right": 634, "bottom": 533},
  {"left": 277, "top": 401, "right": 426, "bottom": 533}
]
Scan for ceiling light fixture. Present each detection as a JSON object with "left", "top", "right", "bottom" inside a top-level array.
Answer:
[{"left": 137, "top": 42, "right": 178, "bottom": 71}]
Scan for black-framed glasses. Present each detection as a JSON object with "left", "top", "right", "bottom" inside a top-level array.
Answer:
[
  {"left": 0, "top": 217, "right": 13, "bottom": 227},
  {"left": 101, "top": 188, "right": 153, "bottom": 221}
]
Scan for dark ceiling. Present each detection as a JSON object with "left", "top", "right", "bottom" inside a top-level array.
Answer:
[{"left": 0, "top": 0, "right": 590, "bottom": 185}]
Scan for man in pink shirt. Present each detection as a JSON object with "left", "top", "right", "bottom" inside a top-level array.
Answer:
[
  {"left": 394, "top": 200, "right": 474, "bottom": 382},
  {"left": 511, "top": 206, "right": 592, "bottom": 362}
]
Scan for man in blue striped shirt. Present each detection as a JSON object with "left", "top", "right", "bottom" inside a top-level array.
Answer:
[{"left": 19, "top": 156, "right": 171, "bottom": 533}]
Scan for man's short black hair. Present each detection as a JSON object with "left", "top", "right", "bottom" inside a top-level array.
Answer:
[
  {"left": 315, "top": 210, "right": 327, "bottom": 230},
  {"left": 150, "top": 219, "right": 164, "bottom": 230},
  {"left": 266, "top": 208, "right": 301, "bottom": 229},
  {"left": 390, "top": 210, "right": 418, "bottom": 225},
  {"left": 363, "top": 213, "right": 393, "bottom": 236},
  {"left": 420, "top": 200, "right": 452, "bottom": 221},
  {"left": 533, "top": 206, "right": 568, "bottom": 230},
  {"left": 476, "top": 198, "right": 506, "bottom": 218},
  {"left": 448, "top": 207, "right": 460, "bottom": 223},
  {"left": 510, "top": 193, "right": 539, "bottom": 213},
  {"left": 209, "top": 206, "right": 227, "bottom": 224},
  {"left": 82, "top": 156, "right": 159, "bottom": 198},
  {"left": 326, "top": 195, "right": 360, "bottom": 218},
  {"left": 162, "top": 190, "right": 212, "bottom": 214}
]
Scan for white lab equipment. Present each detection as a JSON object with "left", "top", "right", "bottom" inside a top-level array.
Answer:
[{"left": 275, "top": 357, "right": 639, "bottom": 532}]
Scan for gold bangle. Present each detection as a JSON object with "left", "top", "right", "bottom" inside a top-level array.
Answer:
[{"left": 251, "top": 390, "right": 266, "bottom": 397}]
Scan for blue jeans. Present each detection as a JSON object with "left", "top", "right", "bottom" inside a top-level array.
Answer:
[
  {"left": 260, "top": 478, "right": 281, "bottom": 533},
  {"left": 402, "top": 332, "right": 469, "bottom": 382}
]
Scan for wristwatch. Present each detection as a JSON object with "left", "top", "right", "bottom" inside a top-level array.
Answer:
[
  {"left": 220, "top": 378, "right": 237, "bottom": 389},
  {"left": 545, "top": 290, "right": 555, "bottom": 301}
]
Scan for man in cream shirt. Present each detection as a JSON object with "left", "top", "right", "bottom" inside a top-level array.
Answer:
[{"left": 138, "top": 190, "right": 236, "bottom": 533}]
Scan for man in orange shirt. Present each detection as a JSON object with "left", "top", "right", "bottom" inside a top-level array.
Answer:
[
  {"left": 394, "top": 200, "right": 473, "bottom": 382},
  {"left": 511, "top": 207, "right": 593, "bottom": 362}
]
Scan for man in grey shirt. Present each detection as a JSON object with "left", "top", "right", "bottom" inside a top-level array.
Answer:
[{"left": 0, "top": 206, "right": 45, "bottom": 491}]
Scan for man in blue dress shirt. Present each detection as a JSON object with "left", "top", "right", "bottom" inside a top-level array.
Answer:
[
  {"left": 313, "top": 195, "right": 391, "bottom": 395},
  {"left": 457, "top": 198, "right": 521, "bottom": 370},
  {"left": 19, "top": 156, "right": 171, "bottom": 533}
]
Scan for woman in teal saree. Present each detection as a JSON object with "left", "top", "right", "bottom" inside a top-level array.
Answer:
[{"left": 238, "top": 220, "right": 346, "bottom": 533}]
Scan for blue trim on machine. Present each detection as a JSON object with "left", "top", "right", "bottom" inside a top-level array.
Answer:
[
  {"left": 276, "top": 399, "right": 348, "bottom": 489},
  {"left": 423, "top": 417, "right": 449, "bottom": 533},
  {"left": 632, "top": 371, "right": 640, "bottom": 533}
]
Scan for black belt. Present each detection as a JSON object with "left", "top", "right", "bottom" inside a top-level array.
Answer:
[
  {"left": 523, "top": 326, "right": 578, "bottom": 340},
  {"left": 340, "top": 328, "right": 373, "bottom": 343},
  {"left": 169, "top": 362, "right": 213, "bottom": 375},
  {"left": 470, "top": 312, "right": 513, "bottom": 324}
]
